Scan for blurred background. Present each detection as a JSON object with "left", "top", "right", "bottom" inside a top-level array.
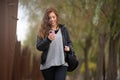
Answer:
[{"left": 0, "top": 0, "right": 120, "bottom": 80}]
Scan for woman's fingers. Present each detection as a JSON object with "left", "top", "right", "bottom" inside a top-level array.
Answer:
[
  {"left": 65, "top": 46, "right": 70, "bottom": 51},
  {"left": 48, "top": 33, "right": 56, "bottom": 40},
  {"left": 51, "top": 35, "right": 56, "bottom": 40}
]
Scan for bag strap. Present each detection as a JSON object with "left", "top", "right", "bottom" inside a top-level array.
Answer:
[{"left": 60, "top": 25, "right": 74, "bottom": 55}]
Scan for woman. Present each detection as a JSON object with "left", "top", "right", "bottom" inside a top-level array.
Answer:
[{"left": 36, "top": 7, "right": 72, "bottom": 80}]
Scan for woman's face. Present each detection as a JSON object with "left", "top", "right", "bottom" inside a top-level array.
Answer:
[{"left": 48, "top": 12, "right": 57, "bottom": 27}]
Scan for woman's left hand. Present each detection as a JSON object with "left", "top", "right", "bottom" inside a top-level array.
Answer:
[{"left": 64, "top": 46, "right": 70, "bottom": 52}]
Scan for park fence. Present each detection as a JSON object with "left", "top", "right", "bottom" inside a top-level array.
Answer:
[{"left": 0, "top": 0, "right": 43, "bottom": 80}]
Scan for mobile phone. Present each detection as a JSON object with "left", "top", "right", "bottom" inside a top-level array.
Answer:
[{"left": 49, "top": 30, "right": 55, "bottom": 34}]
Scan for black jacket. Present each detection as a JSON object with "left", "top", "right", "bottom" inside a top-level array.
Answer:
[{"left": 36, "top": 24, "right": 72, "bottom": 64}]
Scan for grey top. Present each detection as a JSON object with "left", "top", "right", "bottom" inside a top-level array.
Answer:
[{"left": 40, "top": 28, "right": 67, "bottom": 70}]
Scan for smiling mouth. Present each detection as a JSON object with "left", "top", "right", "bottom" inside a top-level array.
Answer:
[{"left": 49, "top": 21, "right": 53, "bottom": 24}]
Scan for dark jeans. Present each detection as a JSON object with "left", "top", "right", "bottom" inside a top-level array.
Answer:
[{"left": 41, "top": 66, "right": 67, "bottom": 80}]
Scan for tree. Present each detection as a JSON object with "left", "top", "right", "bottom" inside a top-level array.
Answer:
[{"left": 106, "top": 0, "right": 120, "bottom": 80}]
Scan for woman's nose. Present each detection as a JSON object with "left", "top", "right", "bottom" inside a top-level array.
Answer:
[{"left": 51, "top": 18, "right": 54, "bottom": 21}]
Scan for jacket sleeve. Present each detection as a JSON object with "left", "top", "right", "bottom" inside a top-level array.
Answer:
[
  {"left": 64, "top": 27, "right": 73, "bottom": 51},
  {"left": 36, "top": 36, "right": 51, "bottom": 51}
]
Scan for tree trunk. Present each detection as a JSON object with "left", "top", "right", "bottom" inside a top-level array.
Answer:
[
  {"left": 96, "top": 34, "right": 106, "bottom": 80},
  {"left": 107, "top": 36, "right": 119, "bottom": 80},
  {"left": 84, "top": 36, "right": 92, "bottom": 80},
  {"left": 84, "top": 50, "right": 89, "bottom": 80},
  {"left": 107, "top": 0, "right": 120, "bottom": 79}
]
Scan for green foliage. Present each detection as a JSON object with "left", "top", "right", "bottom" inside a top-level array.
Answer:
[
  {"left": 111, "top": 24, "right": 120, "bottom": 40},
  {"left": 80, "top": 61, "right": 96, "bottom": 73},
  {"left": 93, "top": 0, "right": 104, "bottom": 26}
]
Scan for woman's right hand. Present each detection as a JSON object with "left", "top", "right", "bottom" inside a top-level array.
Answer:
[{"left": 48, "top": 30, "right": 56, "bottom": 41}]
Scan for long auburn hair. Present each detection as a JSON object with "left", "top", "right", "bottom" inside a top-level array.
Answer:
[{"left": 38, "top": 7, "right": 59, "bottom": 39}]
